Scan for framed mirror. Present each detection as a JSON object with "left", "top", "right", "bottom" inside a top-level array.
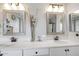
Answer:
[
  {"left": 46, "top": 12, "right": 64, "bottom": 34},
  {"left": 69, "top": 13, "right": 79, "bottom": 32},
  {"left": 3, "top": 10, "right": 26, "bottom": 35}
]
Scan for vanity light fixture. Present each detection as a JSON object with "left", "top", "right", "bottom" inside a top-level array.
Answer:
[
  {"left": 4, "top": 3, "right": 25, "bottom": 10},
  {"left": 47, "top": 4, "right": 53, "bottom": 12},
  {"left": 47, "top": 4, "right": 64, "bottom": 12},
  {"left": 4, "top": 3, "right": 11, "bottom": 10},
  {"left": 11, "top": 3, "right": 17, "bottom": 10}
]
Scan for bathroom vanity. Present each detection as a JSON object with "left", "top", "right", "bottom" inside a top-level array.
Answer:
[
  {"left": 0, "top": 39, "right": 79, "bottom": 56},
  {"left": 0, "top": 3, "right": 79, "bottom": 56}
]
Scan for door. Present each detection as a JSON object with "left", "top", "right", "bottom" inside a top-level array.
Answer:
[
  {"left": 23, "top": 48, "right": 49, "bottom": 56},
  {"left": 23, "top": 49, "right": 35, "bottom": 56},
  {"left": 50, "top": 47, "right": 67, "bottom": 56},
  {"left": 0, "top": 49, "right": 22, "bottom": 56},
  {"left": 68, "top": 46, "right": 79, "bottom": 56},
  {"left": 34, "top": 48, "right": 49, "bottom": 56}
]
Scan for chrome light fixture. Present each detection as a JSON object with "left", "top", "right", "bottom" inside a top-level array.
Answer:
[
  {"left": 47, "top": 4, "right": 64, "bottom": 12},
  {"left": 4, "top": 3, "right": 25, "bottom": 10}
]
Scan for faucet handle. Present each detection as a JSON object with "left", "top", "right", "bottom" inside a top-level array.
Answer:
[
  {"left": 10, "top": 37, "right": 17, "bottom": 42},
  {"left": 54, "top": 36, "right": 59, "bottom": 40}
]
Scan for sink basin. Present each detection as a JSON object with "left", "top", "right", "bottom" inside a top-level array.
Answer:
[
  {"left": 54, "top": 40, "right": 69, "bottom": 44},
  {"left": 70, "top": 39, "right": 79, "bottom": 43},
  {"left": 0, "top": 42, "right": 16, "bottom": 47}
]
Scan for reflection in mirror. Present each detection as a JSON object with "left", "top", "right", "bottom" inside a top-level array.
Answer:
[
  {"left": 3, "top": 10, "right": 26, "bottom": 35},
  {"left": 69, "top": 13, "right": 79, "bottom": 32},
  {"left": 46, "top": 13, "right": 64, "bottom": 34}
]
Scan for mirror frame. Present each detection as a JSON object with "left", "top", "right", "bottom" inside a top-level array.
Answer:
[
  {"left": 46, "top": 12, "right": 64, "bottom": 35},
  {"left": 69, "top": 13, "right": 79, "bottom": 32},
  {"left": 2, "top": 10, "right": 26, "bottom": 36}
]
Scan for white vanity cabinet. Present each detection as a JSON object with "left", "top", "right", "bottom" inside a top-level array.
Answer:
[
  {"left": 50, "top": 47, "right": 67, "bottom": 56},
  {"left": 0, "top": 48, "right": 49, "bottom": 56},
  {"left": 0, "top": 46, "right": 79, "bottom": 56},
  {"left": 50, "top": 46, "right": 79, "bottom": 56},
  {"left": 0, "top": 49, "right": 22, "bottom": 56},
  {"left": 23, "top": 48, "right": 49, "bottom": 56},
  {"left": 68, "top": 46, "right": 79, "bottom": 56}
]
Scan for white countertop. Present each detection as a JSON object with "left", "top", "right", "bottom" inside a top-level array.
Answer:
[{"left": 0, "top": 39, "right": 79, "bottom": 49}]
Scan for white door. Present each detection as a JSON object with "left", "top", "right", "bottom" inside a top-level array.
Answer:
[
  {"left": 50, "top": 47, "right": 67, "bottom": 56},
  {"left": 34, "top": 48, "right": 49, "bottom": 56},
  {"left": 23, "top": 49, "right": 35, "bottom": 56},
  {"left": 23, "top": 48, "right": 49, "bottom": 56},
  {"left": 0, "top": 49, "right": 22, "bottom": 56},
  {"left": 68, "top": 46, "right": 79, "bottom": 56}
]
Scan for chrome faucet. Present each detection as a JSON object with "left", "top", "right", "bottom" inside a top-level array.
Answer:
[
  {"left": 54, "top": 36, "right": 59, "bottom": 40},
  {"left": 10, "top": 37, "right": 17, "bottom": 42}
]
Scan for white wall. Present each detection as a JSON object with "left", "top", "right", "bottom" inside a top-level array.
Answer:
[
  {"left": 27, "top": 3, "right": 79, "bottom": 41},
  {"left": 66, "top": 3, "right": 79, "bottom": 32},
  {"left": 0, "top": 3, "right": 79, "bottom": 42},
  {"left": 0, "top": 4, "right": 32, "bottom": 42},
  {"left": 27, "top": 3, "right": 49, "bottom": 40},
  {"left": 27, "top": 3, "right": 69, "bottom": 40}
]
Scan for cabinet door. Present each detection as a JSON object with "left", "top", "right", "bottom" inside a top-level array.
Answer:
[
  {"left": 0, "top": 49, "right": 22, "bottom": 56},
  {"left": 35, "top": 48, "right": 49, "bottom": 56},
  {"left": 23, "top": 48, "right": 49, "bottom": 56},
  {"left": 68, "top": 46, "right": 79, "bottom": 56},
  {"left": 50, "top": 47, "right": 67, "bottom": 56},
  {"left": 23, "top": 49, "right": 35, "bottom": 56}
]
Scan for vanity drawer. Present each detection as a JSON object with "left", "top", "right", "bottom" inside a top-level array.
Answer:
[
  {"left": 23, "top": 48, "right": 49, "bottom": 56},
  {"left": 0, "top": 49, "right": 22, "bottom": 56},
  {"left": 23, "top": 49, "right": 35, "bottom": 56},
  {"left": 35, "top": 48, "right": 49, "bottom": 56}
]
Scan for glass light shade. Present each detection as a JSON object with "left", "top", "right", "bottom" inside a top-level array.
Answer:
[
  {"left": 46, "top": 5, "right": 53, "bottom": 12},
  {"left": 4, "top": 4, "right": 11, "bottom": 10},
  {"left": 11, "top": 3, "right": 17, "bottom": 10},
  {"left": 47, "top": 4, "right": 64, "bottom": 12},
  {"left": 53, "top": 6, "right": 58, "bottom": 12},
  {"left": 17, "top": 4, "right": 25, "bottom": 10},
  {"left": 4, "top": 3, "right": 25, "bottom": 10},
  {"left": 58, "top": 6, "right": 64, "bottom": 12}
]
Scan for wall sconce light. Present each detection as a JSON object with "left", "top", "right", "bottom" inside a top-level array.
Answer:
[{"left": 47, "top": 4, "right": 64, "bottom": 12}]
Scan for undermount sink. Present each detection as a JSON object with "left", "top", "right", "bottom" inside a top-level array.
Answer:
[
  {"left": 70, "top": 39, "right": 79, "bottom": 43},
  {"left": 0, "top": 42, "right": 16, "bottom": 47},
  {"left": 54, "top": 40, "right": 69, "bottom": 44}
]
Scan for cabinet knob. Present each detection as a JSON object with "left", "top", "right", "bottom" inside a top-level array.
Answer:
[
  {"left": 67, "top": 49, "right": 69, "bottom": 51},
  {"left": 35, "top": 52, "right": 38, "bottom": 54},
  {"left": 65, "top": 49, "right": 67, "bottom": 52},
  {"left": 65, "top": 49, "right": 69, "bottom": 52},
  {"left": 0, "top": 53, "right": 3, "bottom": 56}
]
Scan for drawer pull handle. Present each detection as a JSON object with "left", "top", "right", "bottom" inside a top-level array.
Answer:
[
  {"left": 65, "top": 49, "right": 69, "bottom": 52},
  {"left": 35, "top": 52, "right": 38, "bottom": 54},
  {"left": 0, "top": 54, "right": 3, "bottom": 56},
  {"left": 66, "top": 49, "right": 69, "bottom": 51},
  {"left": 65, "top": 49, "right": 67, "bottom": 52}
]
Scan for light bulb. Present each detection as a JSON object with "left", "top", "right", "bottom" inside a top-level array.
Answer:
[
  {"left": 53, "top": 6, "right": 58, "bottom": 12},
  {"left": 46, "top": 5, "right": 53, "bottom": 12},
  {"left": 11, "top": 3, "right": 17, "bottom": 10},
  {"left": 4, "top": 3, "right": 11, "bottom": 10},
  {"left": 58, "top": 6, "right": 64, "bottom": 12},
  {"left": 17, "top": 4, "right": 25, "bottom": 10}
]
